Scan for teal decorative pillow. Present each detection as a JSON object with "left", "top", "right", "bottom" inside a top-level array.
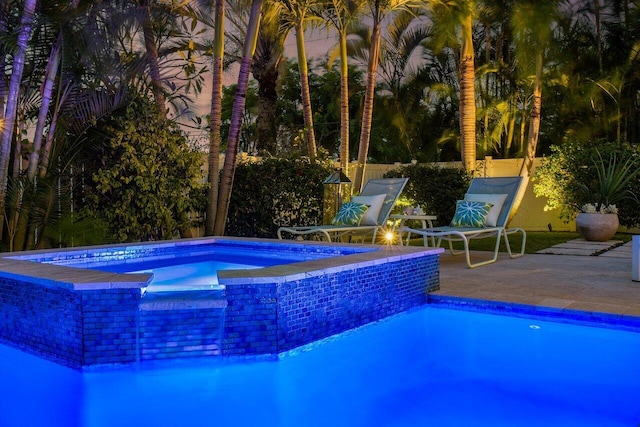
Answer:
[
  {"left": 464, "top": 193, "right": 508, "bottom": 226},
  {"left": 450, "top": 200, "right": 493, "bottom": 228},
  {"left": 331, "top": 202, "right": 369, "bottom": 226}
]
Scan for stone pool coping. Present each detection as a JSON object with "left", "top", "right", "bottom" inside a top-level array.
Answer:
[
  {"left": 0, "top": 258, "right": 152, "bottom": 290},
  {"left": 0, "top": 237, "right": 443, "bottom": 290}
]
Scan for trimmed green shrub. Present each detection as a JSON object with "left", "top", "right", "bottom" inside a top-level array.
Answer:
[
  {"left": 83, "top": 94, "right": 206, "bottom": 242},
  {"left": 384, "top": 164, "right": 472, "bottom": 225},
  {"left": 533, "top": 140, "right": 640, "bottom": 227},
  {"left": 226, "top": 157, "right": 334, "bottom": 237}
]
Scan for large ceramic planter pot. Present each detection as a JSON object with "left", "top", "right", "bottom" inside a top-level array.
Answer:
[{"left": 575, "top": 213, "right": 619, "bottom": 242}]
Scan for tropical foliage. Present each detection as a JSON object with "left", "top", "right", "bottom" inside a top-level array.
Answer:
[
  {"left": 1, "top": 0, "right": 639, "bottom": 245},
  {"left": 81, "top": 94, "right": 206, "bottom": 242},
  {"left": 533, "top": 141, "right": 640, "bottom": 227},
  {"left": 226, "top": 156, "right": 333, "bottom": 237}
]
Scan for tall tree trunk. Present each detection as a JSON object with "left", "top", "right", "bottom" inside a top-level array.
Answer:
[
  {"left": 512, "top": 50, "right": 543, "bottom": 222},
  {"left": 28, "top": 34, "right": 62, "bottom": 181},
  {"left": 0, "top": 0, "right": 36, "bottom": 241},
  {"left": 295, "top": 23, "right": 317, "bottom": 160},
  {"left": 459, "top": 14, "right": 476, "bottom": 172},
  {"left": 213, "top": 0, "right": 263, "bottom": 235},
  {"left": 519, "top": 50, "right": 543, "bottom": 179},
  {"left": 252, "top": 39, "right": 282, "bottom": 154},
  {"left": 13, "top": 33, "right": 63, "bottom": 252},
  {"left": 353, "top": 17, "right": 381, "bottom": 193},
  {"left": 141, "top": 0, "right": 166, "bottom": 113},
  {"left": 0, "top": 0, "right": 8, "bottom": 117},
  {"left": 338, "top": 32, "right": 350, "bottom": 174},
  {"left": 38, "top": 92, "right": 63, "bottom": 178},
  {"left": 205, "top": 0, "right": 225, "bottom": 236}
]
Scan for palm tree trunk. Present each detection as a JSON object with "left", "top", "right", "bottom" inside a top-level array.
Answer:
[
  {"left": 213, "top": 0, "right": 263, "bottom": 236},
  {"left": 0, "top": 0, "right": 8, "bottom": 117},
  {"left": 141, "top": 0, "right": 166, "bottom": 113},
  {"left": 519, "top": 50, "right": 543, "bottom": 179},
  {"left": 0, "top": 0, "right": 36, "bottom": 241},
  {"left": 353, "top": 18, "right": 381, "bottom": 193},
  {"left": 13, "top": 33, "right": 62, "bottom": 251},
  {"left": 512, "top": 50, "right": 543, "bottom": 223},
  {"left": 459, "top": 14, "right": 476, "bottom": 172},
  {"left": 205, "top": 0, "right": 225, "bottom": 236},
  {"left": 295, "top": 22, "right": 317, "bottom": 160},
  {"left": 339, "top": 32, "right": 350, "bottom": 174},
  {"left": 254, "top": 61, "right": 280, "bottom": 154},
  {"left": 28, "top": 34, "right": 61, "bottom": 180}
]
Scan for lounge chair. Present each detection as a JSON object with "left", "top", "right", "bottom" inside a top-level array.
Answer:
[
  {"left": 401, "top": 176, "right": 526, "bottom": 268},
  {"left": 277, "top": 177, "right": 408, "bottom": 243}
]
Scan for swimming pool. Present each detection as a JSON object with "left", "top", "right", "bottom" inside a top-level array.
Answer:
[{"left": 1, "top": 306, "right": 638, "bottom": 426}]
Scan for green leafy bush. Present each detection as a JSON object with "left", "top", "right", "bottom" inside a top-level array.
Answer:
[
  {"left": 533, "top": 140, "right": 640, "bottom": 227},
  {"left": 384, "top": 164, "right": 472, "bottom": 225},
  {"left": 226, "top": 157, "right": 334, "bottom": 237},
  {"left": 83, "top": 94, "right": 206, "bottom": 242}
]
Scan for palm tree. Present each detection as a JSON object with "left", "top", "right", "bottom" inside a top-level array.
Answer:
[
  {"left": 346, "top": 9, "right": 433, "bottom": 162},
  {"left": 139, "top": 0, "right": 167, "bottom": 113},
  {"left": 213, "top": 0, "right": 264, "bottom": 235},
  {"left": 278, "top": 0, "right": 323, "bottom": 160},
  {"left": 458, "top": 9, "right": 477, "bottom": 172},
  {"left": 0, "top": 0, "right": 37, "bottom": 238},
  {"left": 323, "top": 0, "right": 366, "bottom": 173},
  {"left": 512, "top": 0, "right": 556, "bottom": 178},
  {"left": 508, "top": 0, "right": 556, "bottom": 219},
  {"left": 226, "top": 0, "right": 289, "bottom": 154},
  {"left": 427, "top": 0, "right": 479, "bottom": 171},
  {"left": 0, "top": 0, "right": 9, "bottom": 117},
  {"left": 352, "top": 0, "right": 424, "bottom": 192},
  {"left": 204, "top": 0, "right": 225, "bottom": 236}
]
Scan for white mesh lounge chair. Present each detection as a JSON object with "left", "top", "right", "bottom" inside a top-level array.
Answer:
[
  {"left": 401, "top": 176, "right": 526, "bottom": 268},
  {"left": 277, "top": 177, "right": 408, "bottom": 243}
]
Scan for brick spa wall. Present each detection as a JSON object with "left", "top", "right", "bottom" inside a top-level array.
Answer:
[
  {"left": 220, "top": 246, "right": 441, "bottom": 356},
  {"left": 138, "top": 293, "right": 228, "bottom": 361},
  {"left": 0, "top": 238, "right": 442, "bottom": 367},
  {"left": 0, "top": 259, "right": 149, "bottom": 370}
]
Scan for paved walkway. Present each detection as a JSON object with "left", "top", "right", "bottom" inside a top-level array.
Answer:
[
  {"left": 536, "top": 238, "right": 629, "bottom": 257},
  {"left": 431, "top": 239, "right": 640, "bottom": 325}
]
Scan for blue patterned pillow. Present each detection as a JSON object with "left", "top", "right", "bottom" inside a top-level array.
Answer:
[
  {"left": 450, "top": 200, "right": 493, "bottom": 227},
  {"left": 331, "top": 202, "right": 369, "bottom": 226}
]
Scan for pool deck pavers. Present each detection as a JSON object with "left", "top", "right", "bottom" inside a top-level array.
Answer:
[{"left": 434, "top": 239, "right": 640, "bottom": 319}]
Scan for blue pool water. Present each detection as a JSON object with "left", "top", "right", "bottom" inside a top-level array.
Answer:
[{"left": 1, "top": 306, "right": 638, "bottom": 427}]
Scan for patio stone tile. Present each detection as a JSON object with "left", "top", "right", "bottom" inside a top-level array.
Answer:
[
  {"left": 538, "top": 298, "right": 575, "bottom": 308},
  {"left": 437, "top": 250, "right": 640, "bottom": 321}
]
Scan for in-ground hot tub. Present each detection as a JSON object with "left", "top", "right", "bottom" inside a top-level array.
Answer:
[{"left": 0, "top": 237, "right": 442, "bottom": 369}]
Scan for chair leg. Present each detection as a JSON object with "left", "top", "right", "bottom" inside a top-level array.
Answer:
[
  {"left": 503, "top": 228, "right": 526, "bottom": 258},
  {"left": 465, "top": 230, "right": 502, "bottom": 268}
]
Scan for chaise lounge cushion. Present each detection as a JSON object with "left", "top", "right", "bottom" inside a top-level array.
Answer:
[{"left": 450, "top": 200, "right": 493, "bottom": 228}]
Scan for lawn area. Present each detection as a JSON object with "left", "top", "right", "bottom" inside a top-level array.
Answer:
[{"left": 407, "top": 231, "right": 633, "bottom": 254}]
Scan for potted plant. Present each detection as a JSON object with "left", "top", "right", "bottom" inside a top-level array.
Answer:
[{"left": 575, "top": 150, "right": 639, "bottom": 241}]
